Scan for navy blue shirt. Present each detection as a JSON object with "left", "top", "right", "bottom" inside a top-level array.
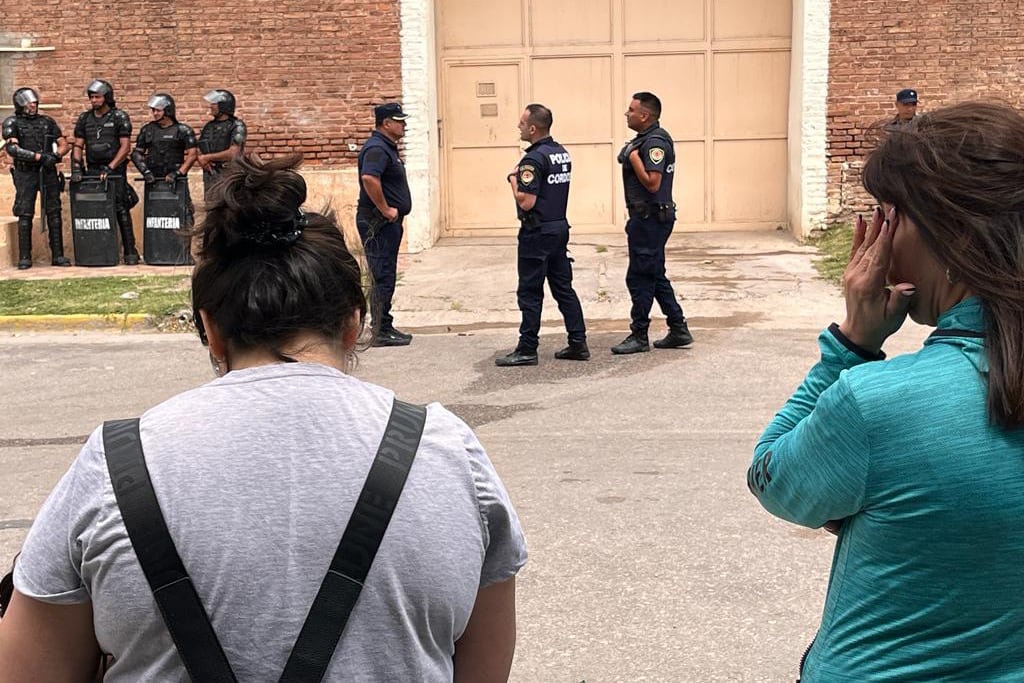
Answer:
[
  {"left": 621, "top": 123, "right": 675, "bottom": 206},
  {"left": 357, "top": 131, "right": 412, "bottom": 216},
  {"left": 515, "top": 136, "right": 571, "bottom": 225}
]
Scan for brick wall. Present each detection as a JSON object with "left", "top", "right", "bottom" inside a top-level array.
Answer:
[
  {"left": 2, "top": 1, "right": 402, "bottom": 170},
  {"left": 828, "top": 0, "right": 1024, "bottom": 225}
]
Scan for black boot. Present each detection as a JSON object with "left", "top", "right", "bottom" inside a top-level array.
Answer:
[
  {"left": 554, "top": 341, "right": 590, "bottom": 361},
  {"left": 371, "top": 327, "right": 412, "bottom": 347},
  {"left": 495, "top": 347, "right": 539, "bottom": 367},
  {"left": 117, "top": 211, "right": 140, "bottom": 265},
  {"left": 611, "top": 331, "right": 650, "bottom": 355},
  {"left": 47, "top": 213, "right": 71, "bottom": 266},
  {"left": 16, "top": 216, "right": 33, "bottom": 269},
  {"left": 654, "top": 321, "right": 694, "bottom": 349},
  {"left": 384, "top": 324, "right": 413, "bottom": 342}
]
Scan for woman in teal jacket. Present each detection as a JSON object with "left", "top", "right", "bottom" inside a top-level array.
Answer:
[{"left": 750, "top": 102, "right": 1024, "bottom": 681}]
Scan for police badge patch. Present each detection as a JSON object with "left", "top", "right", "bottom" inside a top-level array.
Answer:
[
  {"left": 519, "top": 166, "right": 536, "bottom": 184},
  {"left": 649, "top": 147, "right": 665, "bottom": 164}
]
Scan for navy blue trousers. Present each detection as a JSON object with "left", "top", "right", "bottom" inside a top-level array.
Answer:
[
  {"left": 625, "top": 215, "right": 685, "bottom": 333},
  {"left": 357, "top": 216, "right": 403, "bottom": 328},
  {"left": 517, "top": 225, "right": 586, "bottom": 352}
]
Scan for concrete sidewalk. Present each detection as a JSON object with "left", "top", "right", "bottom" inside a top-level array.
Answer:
[{"left": 392, "top": 230, "right": 842, "bottom": 337}]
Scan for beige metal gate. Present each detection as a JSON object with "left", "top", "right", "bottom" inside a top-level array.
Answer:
[{"left": 437, "top": 0, "right": 792, "bottom": 236}]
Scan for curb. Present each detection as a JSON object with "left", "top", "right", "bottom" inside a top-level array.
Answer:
[{"left": 0, "top": 314, "right": 153, "bottom": 332}]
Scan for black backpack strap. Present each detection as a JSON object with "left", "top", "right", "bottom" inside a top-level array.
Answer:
[
  {"left": 103, "top": 418, "right": 238, "bottom": 683},
  {"left": 278, "top": 398, "right": 427, "bottom": 683}
]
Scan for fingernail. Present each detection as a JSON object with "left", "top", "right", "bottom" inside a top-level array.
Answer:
[{"left": 902, "top": 287, "right": 916, "bottom": 296}]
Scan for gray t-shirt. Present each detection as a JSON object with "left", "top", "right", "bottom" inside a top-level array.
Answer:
[{"left": 15, "top": 363, "right": 527, "bottom": 682}]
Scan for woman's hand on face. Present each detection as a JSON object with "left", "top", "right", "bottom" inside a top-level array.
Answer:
[{"left": 839, "top": 207, "right": 916, "bottom": 354}]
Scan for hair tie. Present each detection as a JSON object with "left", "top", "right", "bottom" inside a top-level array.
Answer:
[{"left": 246, "top": 209, "right": 307, "bottom": 247}]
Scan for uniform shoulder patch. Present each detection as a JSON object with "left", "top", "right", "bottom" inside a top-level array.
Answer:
[
  {"left": 649, "top": 147, "right": 665, "bottom": 164},
  {"left": 519, "top": 165, "right": 537, "bottom": 185}
]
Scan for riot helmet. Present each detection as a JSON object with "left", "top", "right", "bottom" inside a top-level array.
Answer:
[
  {"left": 147, "top": 93, "right": 177, "bottom": 121},
  {"left": 12, "top": 88, "right": 39, "bottom": 117},
  {"left": 85, "top": 79, "right": 116, "bottom": 107},
  {"left": 203, "top": 89, "right": 236, "bottom": 117}
]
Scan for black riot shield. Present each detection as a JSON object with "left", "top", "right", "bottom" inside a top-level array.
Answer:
[
  {"left": 69, "top": 177, "right": 119, "bottom": 266},
  {"left": 143, "top": 178, "right": 194, "bottom": 265}
]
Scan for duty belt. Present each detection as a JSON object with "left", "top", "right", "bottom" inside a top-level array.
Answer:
[{"left": 627, "top": 202, "right": 675, "bottom": 219}]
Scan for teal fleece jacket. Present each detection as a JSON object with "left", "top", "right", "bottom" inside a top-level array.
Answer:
[{"left": 751, "top": 297, "right": 1024, "bottom": 681}]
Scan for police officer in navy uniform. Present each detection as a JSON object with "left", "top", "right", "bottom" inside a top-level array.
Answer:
[
  {"left": 356, "top": 102, "right": 413, "bottom": 347},
  {"left": 71, "top": 79, "right": 139, "bottom": 264},
  {"left": 890, "top": 88, "right": 918, "bottom": 128},
  {"left": 496, "top": 104, "right": 588, "bottom": 367},
  {"left": 611, "top": 91, "right": 693, "bottom": 355},
  {"left": 2, "top": 87, "right": 71, "bottom": 269},
  {"left": 131, "top": 93, "right": 198, "bottom": 227},
  {"left": 197, "top": 89, "right": 246, "bottom": 197}
]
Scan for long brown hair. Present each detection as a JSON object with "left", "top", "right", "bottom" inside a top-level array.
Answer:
[{"left": 863, "top": 101, "right": 1024, "bottom": 428}]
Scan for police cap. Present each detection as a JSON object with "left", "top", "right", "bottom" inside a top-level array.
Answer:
[
  {"left": 375, "top": 102, "right": 409, "bottom": 126},
  {"left": 896, "top": 88, "right": 918, "bottom": 104}
]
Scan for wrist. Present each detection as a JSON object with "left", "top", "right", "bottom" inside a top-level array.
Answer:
[{"left": 831, "top": 323, "right": 886, "bottom": 360}]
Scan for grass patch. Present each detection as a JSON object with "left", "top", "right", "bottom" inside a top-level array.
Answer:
[
  {"left": 0, "top": 275, "right": 192, "bottom": 316},
  {"left": 809, "top": 224, "right": 853, "bottom": 285}
]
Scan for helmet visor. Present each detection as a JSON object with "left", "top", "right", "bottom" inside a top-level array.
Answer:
[
  {"left": 203, "top": 90, "right": 227, "bottom": 105},
  {"left": 86, "top": 80, "right": 110, "bottom": 96},
  {"left": 148, "top": 94, "right": 173, "bottom": 111},
  {"left": 13, "top": 89, "right": 38, "bottom": 107}
]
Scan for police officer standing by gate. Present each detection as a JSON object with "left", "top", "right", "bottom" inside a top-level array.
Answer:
[
  {"left": 356, "top": 102, "right": 413, "bottom": 347},
  {"left": 131, "top": 93, "right": 198, "bottom": 227},
  {"left": 611, "top": 91, "right": 693, "bottom": 355},
  {"left": 2, "top": 88, "right": 71, "bottom": 269},
  {"left": 496, "top": 104, "right": 588, "bottom": 367},
  {"left": 197, "top": 89, "right": 246, "bottom": 197},
  {"left": 71, "top": 79, "right": 139, "bottom": 265}
]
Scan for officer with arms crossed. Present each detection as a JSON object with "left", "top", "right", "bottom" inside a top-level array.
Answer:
[
  {"left": 197, "top": 89, "right": 246, "bottom": 197},
  {"left": 71, "top": 79, "right": 139, "bottom": 265},
  {"left": 611, "top": 91, "right": 693, "bottom": 355},
  {"left": 496, "top": 103, "right": 588, "bottom": 367},
  {"left": 131, "top": 93, "right": 198, "bottom": 227},
  {"left": 2, "top": 87, "right": 71, "bottom": 269},
  {"left": 356, "top": 102, "right": 413, "bottom": 347}
]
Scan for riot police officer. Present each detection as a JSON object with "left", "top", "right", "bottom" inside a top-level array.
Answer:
[
  {"left": 71, "top": 79, "right": 139, "bottom": 265},
  {"left": 611, "top": 91, "right": 693, "bottom": 355},
  {"left": 2, "top": 88, "right": 70, "bottom": 269},
  {"left": 356, "top": 102, "right": 413, "bottom": 347},
  {"left": 197, "top": 89, "right": 246, "bottom": 197},
  {"left": 496, "top": 104, "right": 588, "bottom": 367},
  {"left": 131, "top": 93, "right": 198, "bottom": 227}
]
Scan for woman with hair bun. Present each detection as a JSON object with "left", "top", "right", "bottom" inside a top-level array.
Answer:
[
  {"left": 750, "top": 102, "right": 1024, "bottom": 681},
  {"left": 0, "top": 154, "right": 527, "bottom": 682}
]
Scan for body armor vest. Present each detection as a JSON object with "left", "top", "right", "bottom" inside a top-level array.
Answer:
[
  {"left": 199, "top": 118, "right": 240, "bottom": 171},
  {"left": 142, "top": 123, "right": 188, "bottom": 177},
  {"left": 12, "top": 114, "right": 50, "bottom": 154},
  {"left": 79, "top": 110, "right": 123, "bottom": 166}
]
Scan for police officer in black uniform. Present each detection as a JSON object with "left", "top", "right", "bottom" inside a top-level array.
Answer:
[
  {"left": 71, "top": 79, "right": 139, "bottom": 264},
  {"left": 496, "top": 104, "right": 588, "bottom": 367},
  {"left": 890, "top": 88, "right": 918, "bottom": 128},
  {"left": 131, "top": 93, "right": 198, "bottom": 227},
  {"left": 2, "top": 87, "right": 71, "bottom": 269},
  {"left": 197, "top": 89, "right": 246, "bottom": 197},
  {"left": 611, "top": 91, "right": 693, "bottom": 355},
  {"left": 356, "top": 102, "right": 413, "bottom": 347}
]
